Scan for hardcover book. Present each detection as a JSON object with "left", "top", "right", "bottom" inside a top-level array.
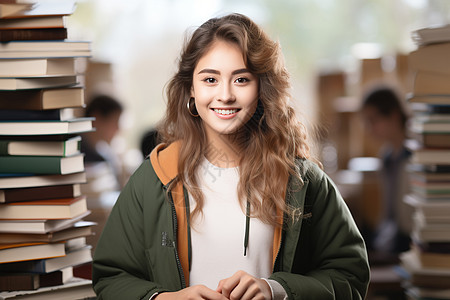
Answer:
[
  {"left": 0, "top": 276, "right": 95, "bottom": 300},
  {"left": 0, "top": 267, "right": 73, "bottom": 291},
  {"left": 0, "top": 15, "right": 65, "bottom": 29},
  {"left": 400, "top": 250, "right": 450, "bottom": 289},
  {"left": 0, "top": 172, "right": 86, "bottom": 189},
  {"left": 0, "top": 242, "right": 65, "bottom": 264},
  {"left": 0, "top": 1, "right": 75, "bottom": 19},
  {"left": 0, "top": 221, "right": 95, "bottom": 244},
  {"left": 410, "top": 119, "right": 450, "bottom": 134},
  {"left": 0, "top": 195, "right": 87, "bottom": 220},
  {"left": 412, "top": 24, "right": 450, "bottom": 46},
  {"left": 409, "top": 41, "right": 450, "bottom": 74},
  {"left": 0, "top": 3, "right": 32, "bottom": 18},
  {"left": 0, "top": 87, "right": 84, "bottom": 110},
  {"left": 0, "top": 28, "right": 67, "bottom": 42},
  {"left": 0, "top": 246, "right": 92, "bottom": 273},
  {"left": 0, "top": 210, "right": 90, "bottom": 234},
  {"left": 0, "top": 75, "right": 77, "bottom": 90},
  {"left": 404, "top": 194, "right": 450, "bottom": 219},
  {"left": 0, "top": 153, "right": 84, "bottom": 175},
  {"left": 0, "top": 40, "right": 90, "bottom": 52},
  {"left": 0, "top": 108, "right": 75, "bottom": 121},
  {"left": 411, "top": 132, "right": 450, "bottom": 148},
  {"left": 0, "top": 58, "right": 75, "bottom": 77},
  {"left": 413, "top": 71, "right": 450, "bottom": 95},
  {"left": 0, "top": 136, "right": 81, "bottom": 157},
  {"left": 411, "top": 148, "right": 450, "bottom": 165},
  {"left": 0, "top": 118, "right": 93, "bottom": 135},
  {"left": 0, "top": 183, "right": 81, "bottom": 203}
]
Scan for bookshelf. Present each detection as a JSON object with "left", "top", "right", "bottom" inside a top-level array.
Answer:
[
  {"left": 398, "top": 24, "right": 450, "bottom": 300},
  {"left": 0, "top": 1, "right": 95, "bottom": 299}
]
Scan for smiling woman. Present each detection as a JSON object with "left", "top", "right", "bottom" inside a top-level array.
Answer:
[
  {"left": 92, "top": 13, "right": 370, "bottom": 300},
  {"left": 191, "top": 40, "right": 259, "bottom": 165}
]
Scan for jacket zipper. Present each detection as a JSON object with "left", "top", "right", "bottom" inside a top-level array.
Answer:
[{"left": 165, "top": 184, "right": 187, "bottom": 289}]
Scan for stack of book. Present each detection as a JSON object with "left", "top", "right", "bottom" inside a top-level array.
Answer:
[
  {"left": 399, "top": 24, "right": 450, "bottom": 300},
  {"left": 0, "top": 1, "right": 96, "bottom": 299},
  {"left": 0, "top": 1, "right": 75, "bottom": 42}
]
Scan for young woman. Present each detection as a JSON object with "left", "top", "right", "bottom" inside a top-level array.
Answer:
[{"left": 92, "top": 13, "right": 370, "bottom": 300}]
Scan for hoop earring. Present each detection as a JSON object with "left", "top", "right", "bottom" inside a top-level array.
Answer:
[{"left": 187, "top": 97, "right": 199, "bottom": 117}]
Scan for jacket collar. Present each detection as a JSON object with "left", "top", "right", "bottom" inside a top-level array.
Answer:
[{"left": 150, "top": 141, "right": 181, "bottom": 185}]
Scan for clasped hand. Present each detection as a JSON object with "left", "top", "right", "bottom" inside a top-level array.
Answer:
[{"left": 156, "top": 270, "right": 272, "bottom": 300}]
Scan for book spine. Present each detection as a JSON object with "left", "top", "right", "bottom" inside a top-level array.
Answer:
[
  {"left": 0, "top": 109, "right": 61, "bottom": 121},
  {"left": 0, "top": 273, "right": 39, "bottom": 291},
  {"left": 0, "top": 156, "right": 61, "bottom": 174},
  {"left": 0, "top": 28, "right": 67, "bottom": 42},
  {"left": 1, "top": 184, "right": 77, "bottom": 203},
  {"left": 39, "top": 270, "right": 64, "bottom": 288},
  {"left": 0, "top": 259, "right": 46, "bottom": 273},
  {"left": 0, "top": 270, "right": 65, "bottom": 290},
  {"left": 0, "top": 90, "right": 43, "bottom": 110},
  {"left": 0, "top": 134, "right": 75, "bottom": 142},
  {"left": 0, "top": 140, "right": 9, "bottom": 155}
]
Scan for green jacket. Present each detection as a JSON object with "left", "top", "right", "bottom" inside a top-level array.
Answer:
[{"left": 92, "top": 142, "right": 370, "bottom": 299}]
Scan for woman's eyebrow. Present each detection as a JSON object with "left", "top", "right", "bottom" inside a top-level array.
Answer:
[
  {"left": 232, "top": 68, "right": 250, "bottom": 75},
  {"left": 197, "top": 68, "right": 250, "bottom": 75},
  {"left": 198, "top": 68, "right": 220, "bottom": 75}
]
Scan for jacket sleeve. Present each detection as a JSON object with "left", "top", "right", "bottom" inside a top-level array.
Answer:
[
  {"left": 92, "top": 163, "right": 166, "bottom": 300},
  {"left": 269, "top": 164, "right": 370, "bottom": 299}
]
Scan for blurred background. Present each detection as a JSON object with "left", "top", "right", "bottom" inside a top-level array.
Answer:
[
  {"left": 66, "top": 0, "right": 450, "bottom": 159},
  {"left": 65, "top": 1, "right": 450, "bottom": 299}
]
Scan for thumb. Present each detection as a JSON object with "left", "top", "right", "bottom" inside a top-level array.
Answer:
[{"left": 216, "top": 280, "right": 224, "bottom": 293}]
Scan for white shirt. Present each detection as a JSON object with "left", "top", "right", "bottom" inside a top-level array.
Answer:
[
  {"left": 189, "top": 158, "right": 274, "bottom": 289},
  {"left": 149, "top": 158, "right": 287, "bottom": 300}
]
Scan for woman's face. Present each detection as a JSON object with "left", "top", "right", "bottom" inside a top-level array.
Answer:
[{"left": 191, "top": 39, "right": 259, "bottom": 145}]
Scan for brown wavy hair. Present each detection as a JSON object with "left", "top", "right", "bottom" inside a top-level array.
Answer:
[{"left": 159, "top": 13, "right": 311, "bottom": 227}]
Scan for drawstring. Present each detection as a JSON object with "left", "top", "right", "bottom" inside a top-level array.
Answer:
[{"left": 244, "top": 201, "right": 250, "bottom": 256}]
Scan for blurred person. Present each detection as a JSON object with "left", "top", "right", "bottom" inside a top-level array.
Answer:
[
  {"left": 140, "top": 128, "right": 159, "bottom": 158},
  {"left": 80, "top": 95, "right": 125, "bottom": 253},
  {"left": 81, "top": 94, "right": 124, "bottom": 189},
  {"left": 82, "top": 95, "right": 123, "bottom": 162},
  {"left": 361, "top": 85, "right": 413, "bottom": 256}
]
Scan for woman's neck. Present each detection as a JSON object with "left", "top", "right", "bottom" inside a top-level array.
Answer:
[{"left": 204, "top": 134, "right": 241, "bottom": 168}]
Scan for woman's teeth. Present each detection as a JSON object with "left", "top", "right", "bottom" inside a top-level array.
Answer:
[{"left": 214, "top": 109, "right": 238, "bottom": 115}]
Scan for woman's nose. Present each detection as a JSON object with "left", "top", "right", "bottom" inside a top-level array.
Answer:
[{"left": 217, "top": 83, "right": 235, "bottom": 102}]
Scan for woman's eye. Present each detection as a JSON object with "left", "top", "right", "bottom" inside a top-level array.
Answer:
[
  {"left": 235, "top": 77, "right": 249, "bottom": 84},
  {"left": 204, "top": 78, "right": 217, "bottom": 84}
]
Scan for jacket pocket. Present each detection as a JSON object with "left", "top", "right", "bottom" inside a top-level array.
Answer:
[{"left": 145, "top": 232, "right": 182, "bottom": 291}]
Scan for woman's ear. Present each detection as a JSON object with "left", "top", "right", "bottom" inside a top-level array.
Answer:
[{"left": 190, "top": 86, "right": 196, "bottom": 98}]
